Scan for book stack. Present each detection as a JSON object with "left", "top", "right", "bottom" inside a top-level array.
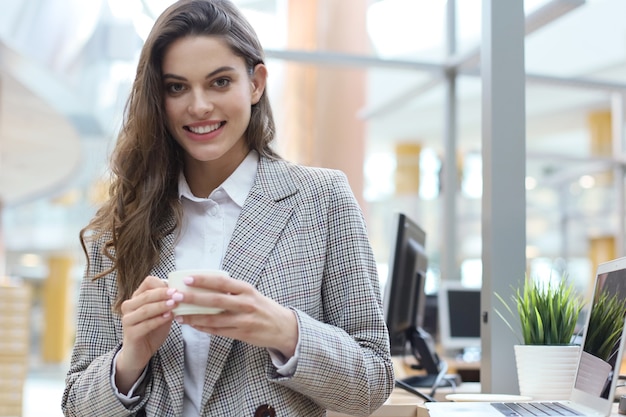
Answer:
[{"left": 0, "top": 284, "right": 31, "bottom": 417}]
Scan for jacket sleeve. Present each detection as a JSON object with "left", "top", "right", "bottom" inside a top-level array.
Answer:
[
  {"left": 270, "top": 170, "right": 394, "bottom": 416},
  {"left": 61, "top": 239, "right": 150, "bottom": 417}
]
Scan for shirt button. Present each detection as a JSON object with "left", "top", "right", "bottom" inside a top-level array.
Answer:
[{"left": 209, "top": 206, "right": 218, "bottom": 216}]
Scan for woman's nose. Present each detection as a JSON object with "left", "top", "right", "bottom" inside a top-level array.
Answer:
[{"left": 188, "top": 91, "right": 213, "bottom": 117}]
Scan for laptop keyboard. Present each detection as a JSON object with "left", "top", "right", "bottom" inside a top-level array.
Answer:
[{"left": 490, "top": 402, "right": 583, "bottom": 416}]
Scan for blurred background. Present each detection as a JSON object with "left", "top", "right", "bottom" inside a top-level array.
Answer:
[{"left": 1, "top": 0, "right": 626, "bottom": 415}]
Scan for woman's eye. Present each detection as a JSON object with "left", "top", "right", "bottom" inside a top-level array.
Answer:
[
  {"left": 214, "top": 78, "right": 231, "bottom": 88},
  {"left": 166, "top": 83, "right": 186, "bottom": 94}
]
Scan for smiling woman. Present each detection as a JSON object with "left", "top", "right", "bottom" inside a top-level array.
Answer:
[{"left": 61, "top": 1, "right": 393, "bottom": 416}]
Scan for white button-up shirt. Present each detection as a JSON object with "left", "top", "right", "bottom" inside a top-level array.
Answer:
[{"left": 176, "top": 152, "right": 257, "bottom": 416}]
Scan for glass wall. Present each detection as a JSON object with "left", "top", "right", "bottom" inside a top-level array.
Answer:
[{"left": 2, "top": 0, "right": 626, "bottom": 308}]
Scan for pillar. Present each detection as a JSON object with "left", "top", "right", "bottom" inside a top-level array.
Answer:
[
  {"left": 480, "top": 0, "right": 526, "bottom": 395},
  {"left": 394, "top": 142, "right": 421, "bottom": 195},
  {"left": 587, "top": 111, "right": 617, "bottom": 290},
  {"left": 282, "top": 0, "right": 369, "bottom": 211},
  {"left": 588, "top": 110, "right": 613, "bottom": 186},
  {"left": 41, "top": 254, "right": 74, "bottom": 362}
]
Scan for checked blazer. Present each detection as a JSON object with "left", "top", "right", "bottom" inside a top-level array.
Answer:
[{"left": 62, "top": 156, "right": 394, "bottom": 416}]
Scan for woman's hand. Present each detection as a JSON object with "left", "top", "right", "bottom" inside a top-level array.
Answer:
[
  {"left": 115, "top": 275, "right": 180, "bottom": 393},
  {"left": 174, "top": 274, "right": 299, "bottom": 359}
]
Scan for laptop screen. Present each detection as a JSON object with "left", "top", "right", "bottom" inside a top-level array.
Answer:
[{"left": 571, "top": 257, "right": 626, "bottom": 413}]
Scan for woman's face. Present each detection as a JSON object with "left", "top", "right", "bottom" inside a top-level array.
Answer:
[{"left": 162, "top": 35, "right": 266, "bottom": 171}]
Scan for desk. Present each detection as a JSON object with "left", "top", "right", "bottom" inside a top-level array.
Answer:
[
  {"left": 327, "top": 388, "right": 424, "bottom": 417},
  {"left": 327, "top": 356, "right": 626, "bottom": 417},
  {"left": 392, "top": 352, "right": 480, "bottom": 382},
  {"left": 445, "top": 355, "right": 480, "bottom": 383},
  {"left": 329, "top": 390, "right": 625, "bottom": 417}
]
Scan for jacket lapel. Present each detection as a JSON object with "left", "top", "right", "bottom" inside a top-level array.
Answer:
[{"left": 200, "top": 156, "right": 297, "bottom": 408}]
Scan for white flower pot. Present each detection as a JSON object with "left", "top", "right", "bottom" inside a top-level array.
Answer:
[{"left": 514, "top": 344, "right": 580, "bottom": 400}]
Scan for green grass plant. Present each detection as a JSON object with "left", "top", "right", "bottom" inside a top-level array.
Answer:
[{"left": 496, "top": 275, "right": 584, "bottom": 345}]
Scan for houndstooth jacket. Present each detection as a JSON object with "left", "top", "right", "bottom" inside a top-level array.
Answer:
[{"left": 62, "top": 156, "right": 394, "bottom": 417}]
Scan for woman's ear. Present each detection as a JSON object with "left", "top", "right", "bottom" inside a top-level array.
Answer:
[{"left": 250, "top": 63, "right": 268, "bottom": 105}]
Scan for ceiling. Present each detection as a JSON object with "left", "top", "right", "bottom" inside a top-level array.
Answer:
[
  {"left": 2, "top": 0, "right": 626, "bottom": 276},
  {"left": 0, "top": 53, "right": 82, "bottom": 206}
]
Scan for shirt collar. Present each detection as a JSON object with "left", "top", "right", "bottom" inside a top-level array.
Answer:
[{"left": 178, "top": 150, "right": 259, "bottom": 208}]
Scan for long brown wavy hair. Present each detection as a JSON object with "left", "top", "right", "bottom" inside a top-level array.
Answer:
[{"left": 80, "top": 0, "right": 279, "bottom": 312}]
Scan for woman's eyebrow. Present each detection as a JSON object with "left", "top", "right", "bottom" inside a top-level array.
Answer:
[
  {"left": 162, "top": 66, "right": 237, "bottom": 81},
  {"left": 205, "top": 66, "right": 236, "bottom": 78},
  {"left": 162, "top": 73, "right": 186, "bottom": 81}
]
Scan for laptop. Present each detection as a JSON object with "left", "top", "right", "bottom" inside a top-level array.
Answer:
[{"left": 426, "top": 256, "right": 626, "bottom": 417}]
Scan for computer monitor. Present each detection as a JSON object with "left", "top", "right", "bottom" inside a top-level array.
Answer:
[
  {"left": 383, "top": 213, "right": 439, "bottom": 375},
  {"left": 437, "top": 281, "right": 481, "bottom": 354}
]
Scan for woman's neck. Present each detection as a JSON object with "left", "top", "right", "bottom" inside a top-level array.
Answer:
[{"left": 183, "top": 149, "right": 249, "bottom": 198}]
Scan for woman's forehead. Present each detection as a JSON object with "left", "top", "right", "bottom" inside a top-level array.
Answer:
[{"left": 161, "top": 35, "right": 246, "bottom": 75}]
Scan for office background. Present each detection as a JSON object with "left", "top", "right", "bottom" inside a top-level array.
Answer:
[{"left": 1, "top": 0, "right": 626, "bottom": 415}]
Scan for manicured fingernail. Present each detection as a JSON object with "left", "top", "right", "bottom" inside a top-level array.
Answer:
[
  {"left": 175, "top": 316, "right": 184, "bottom": 324},
  {"left": 183, "top": 276, "right": 194, "bottom": 284},
  {"left": 166, "top": 299, "right": 175, "bottom": 306},
  {"left": 166, "top": 288, "right": 176, "bottom": 296},
  {"left": 172, "top": 292, "right": 183, "bottom": 301}
]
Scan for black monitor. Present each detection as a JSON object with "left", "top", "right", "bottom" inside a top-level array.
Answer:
[{"left": 383, "top": 213, "right": 442, "bottom": 382}]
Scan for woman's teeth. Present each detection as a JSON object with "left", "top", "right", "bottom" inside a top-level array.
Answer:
[{"left": 187, "top": 123, "right": 221, "bottom": 134}]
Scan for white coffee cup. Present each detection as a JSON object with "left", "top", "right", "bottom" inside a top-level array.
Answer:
[{"left": 167, "top": 269, "right": 228, "bottom": 315}]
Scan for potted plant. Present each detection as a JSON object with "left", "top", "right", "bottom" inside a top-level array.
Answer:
[
  {"left": 575, "top": 289, "right": 626, "bottom": 396},
  {"left": 495, "top": 274, "right": 585, "bottom": 400}
]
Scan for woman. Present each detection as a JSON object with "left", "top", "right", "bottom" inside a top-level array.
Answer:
[{"left": 61, "top": 0, "right": 393, "bottom": 415}]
